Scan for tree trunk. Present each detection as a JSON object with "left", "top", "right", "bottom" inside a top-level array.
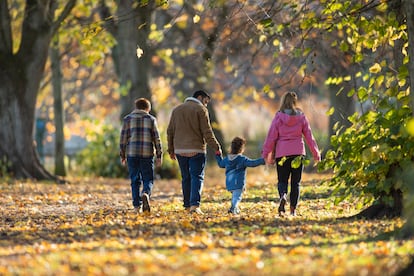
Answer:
[
  {"left": 352, "top": 190, "right": 403, "bottom": 219},
  {"left": 102, "top": 0, "right": 155, "bottom": 119},
  {"left": 328, "top": 81, "right": 355, "bottom": 136},
  {"left": 50, "top": 35, "right": 66, "bottom": 176},
  {"left": 396, "top": 1, "right": 414, "bottom": 274},
  {"left": 397, "top": 259, "right": 414, "bottom": 276},
  {"left": 99, "top": 0, "right": 155, "bottom": 118},
  {"left": 404, "top": 0, "right": 414, "bottom": 109},
  {"left": 0, "top": 1, "right": 75, "bottom": 180}
]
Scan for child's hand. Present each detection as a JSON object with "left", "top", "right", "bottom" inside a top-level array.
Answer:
[{"left": 120, "top": 157, "right": 126, "bottom": 166}]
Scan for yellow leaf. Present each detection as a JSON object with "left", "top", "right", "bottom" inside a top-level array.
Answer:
[
  {"left": 369, "top": 63, "right": 381, "bottom": 73},
  {"left": 407, "top": 118, "right": 414, "bottom": 136},
  {"left": 193, "top": 14, "right": 200, "bottom": 24}
]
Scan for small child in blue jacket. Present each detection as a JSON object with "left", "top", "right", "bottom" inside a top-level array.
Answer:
[{"left": 215, "top": 136, "right": 265, "bottom": 214}]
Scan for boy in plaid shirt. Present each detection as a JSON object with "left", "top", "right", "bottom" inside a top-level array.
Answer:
[{"left": 120, "top": 98, "right": 162, "bottom": 213}]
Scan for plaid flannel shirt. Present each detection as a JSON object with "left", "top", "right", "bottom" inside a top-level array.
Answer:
[{"left": 119, "top": 109, "right": 162, "bottom": 159}]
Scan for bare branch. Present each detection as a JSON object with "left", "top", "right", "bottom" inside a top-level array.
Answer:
[{"left": 52, "top": 0, "right": 77, "bottom": 35}]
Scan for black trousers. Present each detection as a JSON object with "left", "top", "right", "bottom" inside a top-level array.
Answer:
[{"left": 276, "top": 155, "right": 303, "bottom": 208}]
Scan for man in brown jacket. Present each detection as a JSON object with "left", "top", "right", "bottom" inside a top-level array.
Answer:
[{"left": 167, "top": 90, "right": 222, "bottom": 214}]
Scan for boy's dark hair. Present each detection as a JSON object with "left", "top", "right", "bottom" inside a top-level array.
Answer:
[
  {"left": 135, "top": 98, "right": 151, "bottom": 110},
  {"left": 230, "top": 136, "right": 246, "bottom": 154},
  {"left": 193, "top": 90, "right": 210, "bottom": 99}
]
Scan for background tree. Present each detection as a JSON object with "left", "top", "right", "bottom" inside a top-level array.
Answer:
[
  {"left": 319, "top": 0, "right": 413, "bottom": 218},
  {"left": 98, "top": 0, "right": 159, "bottom": 119},
  {"left": 0, "top": 0, "right": 76, "bottom": 179},
  {"left": 50, "top": 34, "right": 66, "bottom": 176}
]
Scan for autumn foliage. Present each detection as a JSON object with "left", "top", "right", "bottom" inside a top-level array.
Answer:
[{"left": 1, "top": 167, "right": 412, "bottom": 275}]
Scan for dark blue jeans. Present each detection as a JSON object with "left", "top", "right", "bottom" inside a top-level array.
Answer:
[
  {"left": 127, "top": 157, "right": 154, "bottom": 208},
  {"left": 276, "top": 155, "right": 303, "bottom": 208},
  {"left": 176, "top": 153, "right": 206, "bottom": 208}
]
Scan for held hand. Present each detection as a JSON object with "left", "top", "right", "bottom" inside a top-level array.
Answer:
[
  {"left": 156, "top": 158, "right": 162, "bottom": 167},
  {"left": 215, "top": 149, "right": 222, "bottom": 156},
  {"left": 265, "top": 152, "right": 275, "bottom": 165},
  {"left": 169, "top": 153, "right": 176, "bottom": 160}
]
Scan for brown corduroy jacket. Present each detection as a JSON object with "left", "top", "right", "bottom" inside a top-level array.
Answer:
[{"left": 167, "top": 97, "right": 220, "bottom": 155}]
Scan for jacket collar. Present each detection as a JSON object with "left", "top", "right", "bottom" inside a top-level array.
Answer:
[
  {"left": 132, "top": 109, "right": 148, "bottom": 114},
  {"left": 185, "top": 97, "right": 202, "bottom": 105}
]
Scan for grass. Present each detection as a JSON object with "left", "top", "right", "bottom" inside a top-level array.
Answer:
[{"left": 0, "top": 165, "right": 413, "bottom": 275}]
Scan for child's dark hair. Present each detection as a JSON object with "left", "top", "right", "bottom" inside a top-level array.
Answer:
[
  {"left": 135, "top": 98, "right": 151, "bottom": 110},
  {"left": 230, "top": 136, "right": 246, "bottom": 154}
]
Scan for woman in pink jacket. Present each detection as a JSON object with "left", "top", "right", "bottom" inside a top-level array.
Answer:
[{"left": 262, "top": 92, "right": 321, "bottom": 216}]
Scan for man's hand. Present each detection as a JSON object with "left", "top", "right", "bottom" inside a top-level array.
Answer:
[{"left": 169, "top": 153, "right": 176, "bottom": 160}]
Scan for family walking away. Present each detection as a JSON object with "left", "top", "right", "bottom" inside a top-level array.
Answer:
[
  {"left": 119, "top": 91, "right": 319, "bottom": 218},
  {"left": 167, "top": 90, "right": 222, "bottom": 215},
  {"left": 119, "top": 98, "right": 163, "bottom": 213},
  {"left": 262, "top": 92, "right": 321, "bottom": 216},
  {"left": 215, "top": 136, "right": 265, "bottom": 215}
]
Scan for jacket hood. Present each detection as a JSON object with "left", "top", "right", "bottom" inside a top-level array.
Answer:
[
  {"left": 278, "top": 110, "right": 304, "bottom": 126},
  {"left": 228, "top": 154, "right": 241, "bottom": 161}
]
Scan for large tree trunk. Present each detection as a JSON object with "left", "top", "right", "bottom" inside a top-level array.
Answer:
[
  {"left": 0, "top": 1, "right": 75, "bottom": 180},
  {"left": 99, "top": 0, "right": 155, "bottom": 119}
]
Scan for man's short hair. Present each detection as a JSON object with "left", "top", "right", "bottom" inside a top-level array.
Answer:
[
  {"left": 135, "top": 98, "right": 151, "bottom": 110},
  {"left": 193, "top": 90, "right": 210, "bottom": 99}
]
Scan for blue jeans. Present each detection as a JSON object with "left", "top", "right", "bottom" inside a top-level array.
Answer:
[
  {"left": 230, "top": 188, "right": 243, "bottom": 210},
  {"left": 276, "top": 155, "right": 303, "bottom": 208},
  {"left": 127, "top": 157, "right": 154, "bottom": 208},
  {"left": 176, "top": 153, "right": 206, "bottom": 207}
]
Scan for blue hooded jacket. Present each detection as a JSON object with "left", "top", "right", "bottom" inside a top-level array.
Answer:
[{"left": 215, "top": 154, "right": 265, "bottom": 191}]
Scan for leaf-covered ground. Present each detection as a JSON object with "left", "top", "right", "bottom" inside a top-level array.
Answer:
[{"left": 1, "top": 166, "right": 413, "bottom": 275}]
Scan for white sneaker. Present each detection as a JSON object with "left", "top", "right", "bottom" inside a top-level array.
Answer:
[{"left": 190, "top": 206, "right": 204, "bottom": 215}]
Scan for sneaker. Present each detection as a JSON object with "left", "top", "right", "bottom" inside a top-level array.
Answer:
[
  {"left": 228, "top": 207, "right": 240, "bottom": 215},
  {"left": 134, "top": 206, "right": 142, "bottom": 213},
  {"left": 232, "top": 208, "right": 240, "bottom": 215},
  {"left": 278, "top": 193, "right": 287, "bottom": 215},
  {"left": 142, "top": 193, "right": 151, "bottom": 212},
  {"left": 190, "top": 206, "right": 204, "bottom": 215}
]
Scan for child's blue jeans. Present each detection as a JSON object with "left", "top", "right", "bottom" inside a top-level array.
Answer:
[
  {"left": 230, "top": 188, "right": 243, "bottom": 210},
  {"left": 127, "top": 157, "right": 154, "bottom": 208}
]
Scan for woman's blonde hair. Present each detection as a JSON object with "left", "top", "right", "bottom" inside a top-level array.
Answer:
[{"left": 279, "top": 92, "right": 298, "bottom": 112}]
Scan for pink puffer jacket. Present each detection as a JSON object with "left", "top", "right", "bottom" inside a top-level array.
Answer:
[{"left": 262, "top": 111, "right": 321, "bottom": 161}]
